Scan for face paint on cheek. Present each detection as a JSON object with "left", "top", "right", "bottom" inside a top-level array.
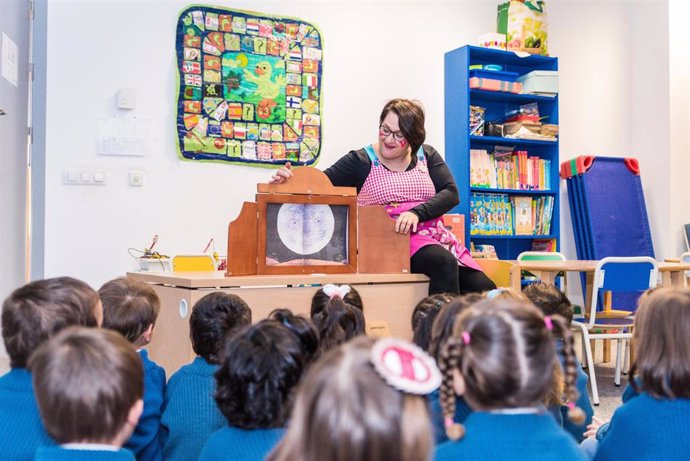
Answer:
[{"left": 398, "top": 139, "right": 407, "bottom": 148}]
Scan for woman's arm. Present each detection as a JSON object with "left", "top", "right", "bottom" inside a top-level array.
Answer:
[
  {"left": 410, "top": 146, "right": 460, "bottom": 222},
  {"left": 323, "top": 150, "right": 371, "bottom": 191}
]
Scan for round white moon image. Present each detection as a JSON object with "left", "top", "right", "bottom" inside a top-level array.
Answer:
[{"left": 277, "top": 204, "right": 335, "bottom": 255}]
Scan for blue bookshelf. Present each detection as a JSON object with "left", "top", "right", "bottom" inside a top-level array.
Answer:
[{"left": 445, "top": 45, "right": 559, "bottom": 259}]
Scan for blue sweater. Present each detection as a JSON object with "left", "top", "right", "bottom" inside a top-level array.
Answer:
[
  {"left": 0, "top": 368, "right": 55, "bottom": 460},
  {"left": 199, "top": 426, "right": 285, "bottom": 461},
  {"left": 124, "top": 349, "right": 165, "bottom": 461},
  {"left": 594, "top": 393, "right": 690, "bottom": 461},
  {"left": 427, "top": 389, "right": 473, "bottom": 444},
  {"left": 435, "top": 412, "right": 587, "bottom": 461},
  {"left": 160, "top": 357, "right": 225, "bottom": 461},
  {"left": 35, "top": 446, "right": 135, "bottom": 460}
]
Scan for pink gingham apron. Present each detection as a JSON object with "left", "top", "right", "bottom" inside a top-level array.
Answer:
[{"left": 358, "top": 145, "right": 481, "bottom": 270}]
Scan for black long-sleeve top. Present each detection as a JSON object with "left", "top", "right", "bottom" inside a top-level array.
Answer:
[{"left": 323, "top": 144, "right": 460, "bottom": 222}]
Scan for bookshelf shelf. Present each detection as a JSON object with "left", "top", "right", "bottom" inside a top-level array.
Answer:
[
  {"left": 445, "top": 45, "right": 560, "bottom": 259},
  {"left": 470, "top": 187, "right": 555, "bottom": 195},
  {"left": 469, "top": 89, "right": 557, "bottom": 104},
  {"left": 470, "top": 135, "right": 557, "bottom": 147}
]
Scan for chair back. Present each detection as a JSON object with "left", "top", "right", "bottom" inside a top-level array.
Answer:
[
  {"left": 517, "top": 251, "right": 566, "bottom": 262},
  {"left": 681, "top": 252, "right": 690, "bottom": 284},
  {"left": 475, "top": 259, "right": 516, "bottom": 288},
  {"left": 586, "top": 256, "right": 658, "bottom": 329}
]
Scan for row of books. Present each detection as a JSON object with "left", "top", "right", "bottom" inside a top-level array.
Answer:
[
  {"left": 470, "top": 149, "right": 552, "bottom": 191},
  {"left": 469, "top": 240, "right": 558, "bottom": 259},
  {"left": 469, "top": 192, "right": 554, "bottom": 236}
]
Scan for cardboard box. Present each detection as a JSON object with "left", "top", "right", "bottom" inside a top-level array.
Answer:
[
  {"left": 469, "top": 77, "right": 523, "bottom": 94},
  {"left": 518, "top": 70, "right": 558, "bottom": 95}
]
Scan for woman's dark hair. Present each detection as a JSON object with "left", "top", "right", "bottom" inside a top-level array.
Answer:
[
  {"left": 214, "top": 320, "right": 305, "bottom": 429},
  {"left": 311, "top": 285, "right": 363, "bottom": 315},
  {"left": 438, "top": 299, "right": 584, "bottom": 440},
  {"left": 379, "top": 99, "right": 426, "bottom": 155},
  {"left": 269, "top": 309, "right": 319, "bottom": 365},
  {"left": 522, "top": 282, "right": 574, "bottom": 324},
  {"left": 411, "top": 293, "right": 455, "bottom": 352},
  {"left": 311, "top": 297, "right": 365, "bottom": 355},
  {"left": 190, "top": 292, "right": 251, "bottom": 364},
  {"left": 428, "top": 293, "right": 483, "bottom": 363},
  {"left": 630, "top": 287, "right": 690, "bottom": 399}
]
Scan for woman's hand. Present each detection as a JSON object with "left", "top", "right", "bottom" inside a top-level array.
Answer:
[
  {"left": 583, "top": 415, "right": 605, "bottom": 439},
  {"left": 395, "top": 211, "right": 419, "bottom": 235},
  {"left": 269, "top": 162, "right": 293, "bottom": 184}
]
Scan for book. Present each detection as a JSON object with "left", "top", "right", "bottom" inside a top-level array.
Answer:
[{"left": 514, "top": 196, "right": 533, "bottom": 235}]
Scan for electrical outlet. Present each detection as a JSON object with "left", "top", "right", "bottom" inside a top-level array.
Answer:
[{"left": 129, "top": 170, "right": 144, "bottom": 186}]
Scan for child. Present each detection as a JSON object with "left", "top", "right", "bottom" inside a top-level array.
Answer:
[
  {"left": 267, "top": 336, "right": 440, "bottom": 461},
  {"left": 199, "top": 320, "right": 306, "bottom": 460},
  {"left": 269, "top": 309, "right": 319, "bottom": 365},
  {"left": 310, "top": 284, "right": 365, "bottom": 354},
  {"left": 592, "top": 287, "right": 690, "bottom": 460},
  {"left": 523, "top": 282, "right": 594, "bottom": 441},
  {"left": 311, "top": 283, "right": 363, "bottom": 313},
  {"left": 30, "top": 327, "right": 144, "bottom": 460},
  {"left": 0, "top": 277, "right": 100, "bottom": 461},
  {"left": 426, "top": 293, "right": 483, "bottom": 444},
  {"left": 160, "top": 292, "right": 252, "bottom": 461},
  {"left": 411, "top": 293, "right": 455, "bottom": 352},
  {"left": 435, "top": 298, "right": 587, "bottom": 460},
  {"left": 99, "top": 277, "right": 165, "bottom": 461}
]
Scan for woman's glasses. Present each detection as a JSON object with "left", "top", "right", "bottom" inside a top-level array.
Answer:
[{"left": 379, "top": 124, "right": 406, "bottom": 142}]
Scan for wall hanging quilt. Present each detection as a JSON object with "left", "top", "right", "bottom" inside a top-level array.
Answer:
[{"left": 175, "top": 5, "right": 323, "bottom": 166}]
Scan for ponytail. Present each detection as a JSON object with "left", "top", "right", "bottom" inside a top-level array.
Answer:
[
  {"left": 312, "top": 297, "right": 365, "bottom": 354},
  {"left": 547, "top": 315, "right": 586, "bottom": 425}
]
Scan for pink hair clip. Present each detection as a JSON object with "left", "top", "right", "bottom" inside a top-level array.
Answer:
[
  {"left": 567, "top": 401, "right": 575, "bottom": 410},
  {"left": 322, "top": 283, "right": 351, "bottom": 300},
  {"left": 461, "top": 331, "right": 471, "bottom": 345},
  {"left": 370, "top": 338, "right": 441, "bottom": 395},
  {"left": 544, "top": 316, "right": 554, "bottom": 331}
]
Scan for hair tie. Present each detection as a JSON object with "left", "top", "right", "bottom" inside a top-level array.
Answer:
[
  {"left": 370, "top": 338, "right": 441, "bottom": 395},
  {"left": 461, "top": 331, "right": 471, "bottom": 345},
  {"left": 544, "top": 316, "right": 553, "bottom": 331},
  {"left": 486, "top": 288, "right": 506, "bottom": 299},
  {"left": 322, "top": 283, "right": 351, "bottom": 300}
]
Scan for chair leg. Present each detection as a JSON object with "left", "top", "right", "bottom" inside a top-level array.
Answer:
[
  {"left": 614, "top": 339, "right": 623, "bottom": 386},
  {"left": 624, "top": 340, "right": 630, "bottom": 375},
  {"left": 583, "top": 333, "right": 599, "bottom": 405}
]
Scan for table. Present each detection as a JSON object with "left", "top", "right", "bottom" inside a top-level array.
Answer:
[
  {"left": 127, "top": 271, "right": 429, "bottom": 376},
  {"left": 510, "top": 260, "right": 690, "bottom": 294}
]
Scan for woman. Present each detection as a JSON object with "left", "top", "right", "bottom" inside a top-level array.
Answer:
[{"left": 271, "top": 98, "right": 494, "bottom": 294}]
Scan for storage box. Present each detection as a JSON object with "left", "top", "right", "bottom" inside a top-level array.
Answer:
[
  {"left": 469, "top": 77, "right": 523, "bottom": 94},
  {"left": 517, "top": 70, "right": 558, "bottom": 95},
  {"left": 477, "top": 32, "right": 506, "bottom": 50}
]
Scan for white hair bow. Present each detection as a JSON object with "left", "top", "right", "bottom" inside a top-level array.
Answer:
[{"left": 322, "top": 283, "right": 351, "bottom": 299}]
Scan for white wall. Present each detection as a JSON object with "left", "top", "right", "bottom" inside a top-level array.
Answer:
[{"left": 42, "top": 0, "right": 686, "bottom": 299}]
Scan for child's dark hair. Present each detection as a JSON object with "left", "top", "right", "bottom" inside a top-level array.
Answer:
[
  {"left": 269, "top": 309, "right": 319, "bottom": 365},
  {"left": 522, "top": 282, "right": 574, "bottom": 324},
  {"left": 630, "top": 287, "right": 690, "bottom": 399},
  {"left": 29, "top": 327, "right": 143, "bottom": 444},
  {"left": 311, "top": 284, "right": 363, "bottom": 314},
  {"left": 215, "top": 320, "right": 305, "bottom": 429},
  {"left": 428, "top": 293, "right": 483, "bottom": 363},
  {"left": 2, "top": 277, "right": 100, "bottom": 368},
  {"left": 411, "top": 293, "right": 455, "bottom": 352},
  {"left": 311, "top": 296, "right": 365, "bottom": 354},
  {"left": 439, "top": 299, "right": 584, "bottom": 440},
  {"left": 98, "top": 277, "right": 161, "bottom": 343},
  {"left": 190, "top": 292, "right": 251, "bottom": 364}
]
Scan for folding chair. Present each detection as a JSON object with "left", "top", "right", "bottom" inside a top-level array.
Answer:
[{"left": 571, "top": 257, "right": 657, "bottom": 405}]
